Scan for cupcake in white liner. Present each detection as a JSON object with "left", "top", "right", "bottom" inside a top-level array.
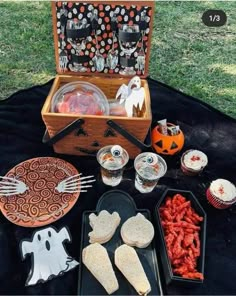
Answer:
[
  {"left": 206, "top": 179, "right": 236, "bottom": 209},
  {"left": 181, "top": 149, "right": 208, "bottom": 176}
]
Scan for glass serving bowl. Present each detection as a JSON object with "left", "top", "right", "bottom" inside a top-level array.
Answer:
[{"left": 51, "top": 81, "right": 109, "bottom": 116}]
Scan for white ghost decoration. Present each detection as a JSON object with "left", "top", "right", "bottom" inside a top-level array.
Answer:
[
  {"left": 116, "top": 84, "right": 129, "bottom": 103},
  {"left": 115, "top": 76, "right": 145, "bottom": 117},
  {"left": 20, "top": 226, "right": 79, "bottom": 286}
]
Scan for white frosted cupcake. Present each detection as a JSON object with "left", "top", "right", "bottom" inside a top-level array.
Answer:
[
  {"left": 207, "top": 179, "right": 236, "bottom": 209},
  {"left": 181, "top": 149, "right": 208, "bottom": 176}
]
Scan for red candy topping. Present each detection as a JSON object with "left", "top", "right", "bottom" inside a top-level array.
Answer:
[{"left": 190, "top": 155, "right": 201, "bottom": 161}]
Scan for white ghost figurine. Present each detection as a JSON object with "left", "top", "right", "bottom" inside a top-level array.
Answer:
[
  {"left": 20, "top": 226, "right": 79, "bottom": 286},
  {"left": 116, "top": 76, "right": 145, "bottom": 117}
]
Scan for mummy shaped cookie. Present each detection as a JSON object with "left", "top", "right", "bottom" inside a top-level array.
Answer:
[
  {"left": 20, "top": 226, "right": 79, "bottom": 286},
  {"left": 121, "top": 213, "right": 154, "bottom": 248},
  {"left": 89, "top": 210, "right": 121, "bottom": 244}
]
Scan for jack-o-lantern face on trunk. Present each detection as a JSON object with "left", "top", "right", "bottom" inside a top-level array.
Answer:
[
  {"left": 51, "top": 117, "right": 144, "bottom": 159},
  {"left": 73, "top": 125, "right": 118, "bottom": 155},
  {"left": 52, "top": 119, "right": 120, "bottom": 156},
  {"left": 151, "top": 123, "right": 184, "bottom": 155}
]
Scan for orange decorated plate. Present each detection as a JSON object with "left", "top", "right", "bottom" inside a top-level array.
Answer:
[{"left": 0, "top": 157, "right": 80, "bottom": 227}]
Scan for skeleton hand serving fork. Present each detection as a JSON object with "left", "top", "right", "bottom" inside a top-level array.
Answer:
[{"left": 0, "top": 174, "right": 95, "bottom": 196}]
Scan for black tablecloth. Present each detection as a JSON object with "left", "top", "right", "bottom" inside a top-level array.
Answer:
[{"left": 0, "top": 78, "right": 235, "bottom": 295}]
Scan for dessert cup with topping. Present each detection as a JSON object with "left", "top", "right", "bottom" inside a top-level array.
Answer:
[
  {"left": 206, "top": 179, "right": 236, "bottom": 209},
  {"left": 181, "top": 149, "right": 208, "bottom": 176}
]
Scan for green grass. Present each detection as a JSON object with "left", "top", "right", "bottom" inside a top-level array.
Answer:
[
  {"left": 0, "top": 1, "right": 235, "bottom": 118},
  {"left": 0, "top": 1, "right": 55, "bottom": 96},
  {"left": 150, "top": 1, "right": 236, "bottom": 118}
]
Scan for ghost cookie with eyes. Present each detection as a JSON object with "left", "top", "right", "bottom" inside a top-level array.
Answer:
[{"left": 20, "top": 226, "right": 78, "bottom": 286}]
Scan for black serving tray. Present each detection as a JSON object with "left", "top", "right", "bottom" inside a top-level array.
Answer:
[
  {"left": 78, "top": 189, "right": 163, "bottom": 295},
  {"left": 154, "top": 189, "right": 207, "bottom": 286}
]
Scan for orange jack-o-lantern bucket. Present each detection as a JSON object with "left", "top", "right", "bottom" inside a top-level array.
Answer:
[{"left": 151, "top": 123, "right": 185, "bottom": 155}]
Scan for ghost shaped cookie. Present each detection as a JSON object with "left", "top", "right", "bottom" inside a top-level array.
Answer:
[
  {"left": 20, "top": 226, "right": 79, "bottom": 286},
  {"left": 121, "top": 213, "right": 154, "bottom": 248},
  {"left": 89, "top": 210, "right": 121, "bottom": 244}
]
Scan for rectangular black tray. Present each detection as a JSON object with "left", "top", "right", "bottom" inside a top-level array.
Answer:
[
  {"left": 154, "top": 188, "right": 207, "bottom": 286},
  {"left": 78, "top": 196, "right": 163, "bottom": 296}
]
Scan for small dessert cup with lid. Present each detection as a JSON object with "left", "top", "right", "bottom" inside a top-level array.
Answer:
[
  {"left": 97, "top": 145, "right": 129, "bottom": 187},
  {"left": 181, "top": 149, "right": 208, "bottom": 176},
  {"left": 134, "top": 152, "right": 167, "bottom": 193},
  {"left": 206, "top": 179, "right": 236, "bottom": 209}
]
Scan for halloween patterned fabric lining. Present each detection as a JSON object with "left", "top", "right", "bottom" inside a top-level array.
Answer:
[{"left": 55, "top": 2, "right": 153, "bottom": 75}]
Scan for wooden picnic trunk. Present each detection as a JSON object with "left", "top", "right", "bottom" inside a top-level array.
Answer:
[{"left": 41, "top": 0, "right": 155, "bottom": 159}]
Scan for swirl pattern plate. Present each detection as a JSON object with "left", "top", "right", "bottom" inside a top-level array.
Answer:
[{"left": 0, "top": 157, "right": 80, "bottom": 227}]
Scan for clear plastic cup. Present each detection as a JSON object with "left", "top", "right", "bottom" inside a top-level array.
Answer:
[
  {"left": 134, "top": 152, "right": 167, "bottom": 193},
  {"left": 97, "top": 145, "right": 129, "bottom": 186}
]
